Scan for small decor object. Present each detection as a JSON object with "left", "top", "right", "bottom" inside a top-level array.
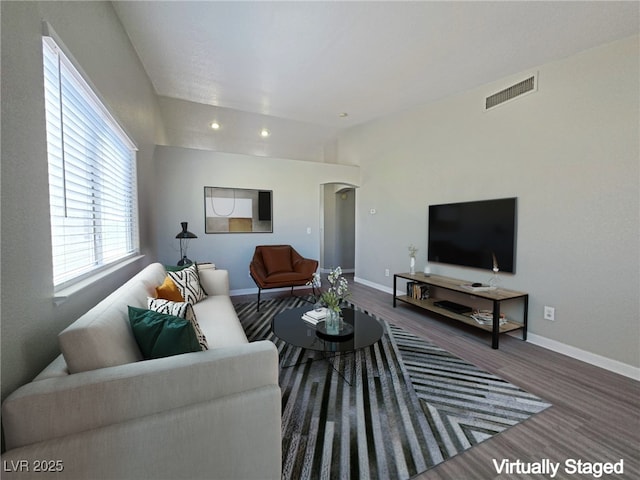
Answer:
[
  {"left": 488, "top": 252, "right": 500, "bottom": 289},
  {"left": 176, "top": 222, "right": 197, "bottom": 266},
  {"left": 423, "top": 264, "right": 431, "bottom": 276},
  {"left": 325, "top": 309, "right": 341, "bottom": 335},
  {"left": 319, "top": 267, "right": 351, "bottom": 331},
  {"left": 316, "top": 317, "right": 354, "bottom": 339},
  {"left": 408, "top": 244, "right": 418, "bottom": 274}
]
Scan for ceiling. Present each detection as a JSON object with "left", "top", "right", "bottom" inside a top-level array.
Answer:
[{"left": 113, "top": 1, "right": 639, "bottom": 130}]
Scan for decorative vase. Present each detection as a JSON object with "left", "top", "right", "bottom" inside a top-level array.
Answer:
[
  {"left": 410, "top": 256, "right": 416, "bottom": 275},
  {"left": 326, "top": 309, "right": 340, "bottom": 335},
  {"left": 488, "top": 272, "right": 500, "bottom": 289}
]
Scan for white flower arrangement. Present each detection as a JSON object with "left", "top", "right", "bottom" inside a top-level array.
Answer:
[{"left": 321, "top": 267, "right": 350, "bottom": 312}]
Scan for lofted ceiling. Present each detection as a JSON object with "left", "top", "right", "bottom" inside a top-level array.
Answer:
[{"left": 113, "top": 1, "right": 639, "bottom": 131}]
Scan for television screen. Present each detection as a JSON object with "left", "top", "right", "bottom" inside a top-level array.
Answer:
[{"left": 428, "top": 198, "right": 517, "bottom": 273}]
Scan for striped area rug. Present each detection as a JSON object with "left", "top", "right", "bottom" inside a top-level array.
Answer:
[{"left": 234, "top": 296, "right": 551, "bottom": 480}]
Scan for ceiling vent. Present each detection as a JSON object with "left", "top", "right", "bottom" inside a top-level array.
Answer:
[{"left": 485, "top": 74, "right": 537, "bottom": 111}]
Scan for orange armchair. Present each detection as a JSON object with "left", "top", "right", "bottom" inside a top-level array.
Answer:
[{"left": 250, "top": 245, "right": 318, "bottom": 310}]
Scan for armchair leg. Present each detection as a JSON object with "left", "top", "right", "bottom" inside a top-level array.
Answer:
[{"left": 257, "top": 288, "right": 261, "bottom": 311}]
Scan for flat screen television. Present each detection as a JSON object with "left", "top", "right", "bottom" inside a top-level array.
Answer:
[{"left": 428, "top": 197, "right": 517, "bottom": 273}]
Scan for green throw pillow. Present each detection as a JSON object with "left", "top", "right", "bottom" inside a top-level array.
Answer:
[
  {"left": 164, "top": 264, "right": 191, "bottom": 272},
  {"left": 128, "top": 306, "right": 201, "bottom": 360}
]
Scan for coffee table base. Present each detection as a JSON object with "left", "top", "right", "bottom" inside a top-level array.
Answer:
[{"left": 282, "top": 349, "right": 356, "bottom": 385}]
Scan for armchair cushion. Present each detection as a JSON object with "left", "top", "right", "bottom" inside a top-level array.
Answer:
[{"left": 262, "top": 245, "right": 293, "bottom": 275}]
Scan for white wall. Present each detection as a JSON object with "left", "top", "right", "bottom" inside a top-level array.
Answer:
[
  {"left": 1, "top": 1, "right": 163, "bottom": 401},
  {"left": 158, "top": 96, "right": 339, "bottom": 163},
  {"left": 153, "top": 146, "right": 360, "bottom": 292},
  {"left": 338, "top": 35, "right": 639, "bottom": 369}
]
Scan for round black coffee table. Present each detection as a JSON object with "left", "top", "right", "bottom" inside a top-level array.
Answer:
[{"left": 272, "top": 306, "right": 384, "bottom": 354}]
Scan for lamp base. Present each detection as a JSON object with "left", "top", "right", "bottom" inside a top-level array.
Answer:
[{"left": 177, "top": 256, "right": 193, "bottom": 267}]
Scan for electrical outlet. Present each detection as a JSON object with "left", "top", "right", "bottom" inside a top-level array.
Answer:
[
  {"left": 385, "top": 269, "right": 390, "bottom": 277},
  {"left": 544, "top": 306, "right": 555, "bottom": 321}
]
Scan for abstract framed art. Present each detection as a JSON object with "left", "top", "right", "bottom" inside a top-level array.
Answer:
[{"left": 204, "top": 186, "right": 273, "bottom": 233}]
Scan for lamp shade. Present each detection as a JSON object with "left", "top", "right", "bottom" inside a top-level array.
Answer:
[{"left": 176, "top": 222, "right": 197, "bottom": 239}]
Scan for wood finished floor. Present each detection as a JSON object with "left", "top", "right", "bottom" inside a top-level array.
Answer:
[{"left": 233, "top": 277, "right": 640, "bottom": 479}]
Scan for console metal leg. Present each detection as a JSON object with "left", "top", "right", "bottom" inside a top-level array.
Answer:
[
  {"left": 492, "top": 300, "right": 500, "bottom": 349},
  {"left": 522, "top": 295, "right": 529, "bottom": 341},
  {"left": 393, "top": 274, "right": 397, "bottom": 307}
]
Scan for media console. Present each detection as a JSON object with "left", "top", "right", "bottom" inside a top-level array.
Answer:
[{"left": 393, "top": 272, "right": 528, "bottom": 349}]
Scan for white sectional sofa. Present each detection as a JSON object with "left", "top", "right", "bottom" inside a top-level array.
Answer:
[{"left": 1, "top": 262, "right": 281, "bottom": 480}]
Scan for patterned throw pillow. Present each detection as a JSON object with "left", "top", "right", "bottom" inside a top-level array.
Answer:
[
  {"left": 147, "top": 298, "right": 209, "bottom": 351},
  {"left": 167, "top": 264, "right": 207, "bottom": 304}
]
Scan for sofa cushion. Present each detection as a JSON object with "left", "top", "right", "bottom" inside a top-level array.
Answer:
[
  {"left": 167, "top": 264, "right": 207, "bottom": 304},
  {"left": 155, "top": 275, "right": 184, "bottom": 302},
  {"left": 262, "top": 246, "right": 293, "bottom": 275},
  {"left": 147, "top": 298, "right": 208, "bottom": 350},
  {"left": 128, "top": 306, "right": 201, "bottom": 359},
  {"left": 193, "top": 296, "right": 248, "bottom": 348}
]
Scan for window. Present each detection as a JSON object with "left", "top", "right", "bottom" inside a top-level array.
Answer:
[{"left": 43, "top": 36, "right": 139, "bottom": 289}]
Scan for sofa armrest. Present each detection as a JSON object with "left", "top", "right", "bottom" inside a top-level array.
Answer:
[
  {"left": 198, "top": 267, "right": 230, "bottom": 296},
  {"left": 2, "top": 340, "right": 279, "bottom": 450}
]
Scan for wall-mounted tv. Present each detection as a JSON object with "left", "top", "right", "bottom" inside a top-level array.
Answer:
[{"left": 428, "top": 197, "right": 517, "bottom": 273}]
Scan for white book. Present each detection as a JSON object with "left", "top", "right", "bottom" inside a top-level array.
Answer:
[
  {"left": 302, "top": 314, "right": 321, "bottom": 325},
  {"left": 304, "top": 308, "right": 327, "bottom": 320}
]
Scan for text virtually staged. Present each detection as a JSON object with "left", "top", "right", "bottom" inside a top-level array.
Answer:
[{"left": 491, "top": 457, "right": 625, "bottom": 478}]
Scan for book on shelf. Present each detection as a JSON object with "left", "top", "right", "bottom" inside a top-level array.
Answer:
[
  {"left": 470, "top": 310, "right": 507, "bottom": 326},
  {"left": 406, "top": 281, "right": 430, "bottom": 300}
]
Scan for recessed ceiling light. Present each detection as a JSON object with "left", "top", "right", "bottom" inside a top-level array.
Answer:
[
  {"left": 210, "top": 122, "right": 220, "bottom": 130},
  {"left": 260, "top": 128, "right": 270, "bottom": 138},
  {"left": 338, "top": 112, "right": 348, "bottom": 118}
]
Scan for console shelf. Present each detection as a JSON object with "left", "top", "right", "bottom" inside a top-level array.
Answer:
[{"left": 393, "top": 273, "right": 528, "bottom": 349}]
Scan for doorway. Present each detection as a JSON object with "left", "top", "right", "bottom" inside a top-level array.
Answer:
[{"left": 320, "top": 184, "right": 355, "bottom": 273}]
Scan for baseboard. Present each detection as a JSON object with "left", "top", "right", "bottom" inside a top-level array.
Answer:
[
  {"left": 354, "top": 276, "right": 640, "bottom": 381},
  {"left": 354, "top": 276, "right": 395, "bottom": 294},
  {"left": 525, "top": 333, "right": 639, "bottom": 380},
  {"left": 320, "top": 267, "right": 355, "bottom": 274}
]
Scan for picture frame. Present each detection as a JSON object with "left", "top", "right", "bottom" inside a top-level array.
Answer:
[{"left": 204, "top": 186, "right": 273, "bottom": 233}]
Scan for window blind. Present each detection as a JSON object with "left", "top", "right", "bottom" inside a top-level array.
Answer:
[{"left": 43, "top": 37, "right": 139, "bottom": 289}]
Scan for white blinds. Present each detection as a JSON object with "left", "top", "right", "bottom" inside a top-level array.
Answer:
[{"left": 43, "top": 37, "right": 139, "bottom": 288}]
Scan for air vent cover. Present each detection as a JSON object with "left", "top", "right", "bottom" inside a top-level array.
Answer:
[{"left": 485, "top": 75, "right": 536, "bottom": 110}]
